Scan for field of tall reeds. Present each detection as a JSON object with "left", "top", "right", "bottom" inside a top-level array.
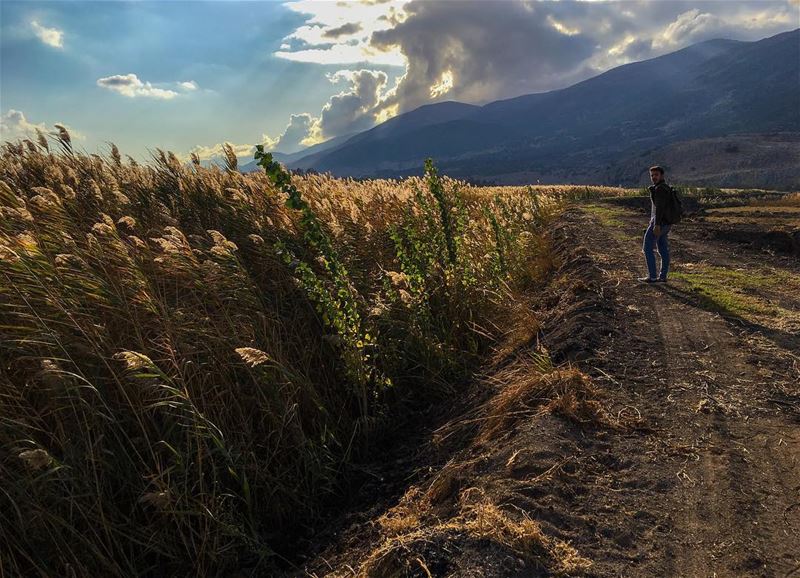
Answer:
[{"left": 0, "top": 133, "right": 623, "bottom": 576}]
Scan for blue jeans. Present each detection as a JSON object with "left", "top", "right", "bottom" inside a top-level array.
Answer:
[{"left": 643, "top": 220, "right": 671, "bottom": 280}]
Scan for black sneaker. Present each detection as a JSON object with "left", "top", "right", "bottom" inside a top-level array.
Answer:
[
  {"left": 637, "top": 277, "right": 657, "bottom": 283},
  {"left": 657, "top": 278, "right": 668, "bottom": 283}
]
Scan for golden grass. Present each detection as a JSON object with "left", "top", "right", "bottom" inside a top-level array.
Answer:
[
  {"left": 476, "top": 364, "right": 612, "bottom": 444},
  {"left": 477, "top": 184, "right": 639, "bottom": 201},
  {"left": 0, "top": 131, "right": 636, "bottom": 576},
  {"left": 0, "top": 134, "right": 618, "bottom": 575},
  {"left": 362, "top": 491, "right": 591, "bottom": 577},
  {"left": 752, "top": 191, "right": 800, "bottom": 207}
]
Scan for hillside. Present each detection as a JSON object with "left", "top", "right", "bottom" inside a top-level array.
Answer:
[
  {"left": 611, "top": 132, "right": 800, "bottom": 190},
  {"left": 292, "top": 29, "right": 800, "bottom": 188}
]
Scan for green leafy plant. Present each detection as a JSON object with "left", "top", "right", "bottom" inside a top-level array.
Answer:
[{"left": 255, "top": 146, "right": 389, "bottom": 419}]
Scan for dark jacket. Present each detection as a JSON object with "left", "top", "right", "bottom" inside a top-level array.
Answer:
[{"left": 648, "top": 181, "right": 671, "bottom": 226}]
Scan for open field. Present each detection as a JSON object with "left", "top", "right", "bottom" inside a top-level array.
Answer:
[{"left": 2, "top": 136, "right": 799, "bottom": 576}]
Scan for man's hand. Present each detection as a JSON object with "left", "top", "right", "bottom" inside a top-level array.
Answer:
[{"left": 654, "top": 224, "right": 662, "bottom": 237}]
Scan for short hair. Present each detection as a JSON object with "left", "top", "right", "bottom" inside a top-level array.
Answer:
[{"left": 649, "top": 165, "right": 665, "bottom": 175}]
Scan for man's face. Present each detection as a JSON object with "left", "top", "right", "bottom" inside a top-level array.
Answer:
[{"left": 650, "top": 170, "right": 662, "bottom": 184}]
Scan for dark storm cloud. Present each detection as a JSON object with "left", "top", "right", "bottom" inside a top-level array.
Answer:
[
  {"left": 371, "top": 0, "right": 597, "bottom": 111},
  {"left": 323, "top": 22, "right": 363, "bottom": 38},
  {"left": 369, "top": 0, "right": 798, "bottom": 114}
]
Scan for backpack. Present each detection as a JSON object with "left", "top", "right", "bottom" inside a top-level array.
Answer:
[{"left": 664, "top": 184, "right": 683, "bottom": 225}]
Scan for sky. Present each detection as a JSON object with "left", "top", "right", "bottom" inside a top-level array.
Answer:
[{"left": 1, "top": 0, "right": 798, "bottom": 162}]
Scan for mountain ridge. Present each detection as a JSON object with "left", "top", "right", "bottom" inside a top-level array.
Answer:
[{"left": 287, "top": 29, "right": 800, "bottom": 188}]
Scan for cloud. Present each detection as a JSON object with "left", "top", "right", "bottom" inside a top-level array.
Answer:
[
  {"left": 188, "top": 141, "right": 254, "bottom": 162},
  {"left": 318, "top": 69, "right": 389, "bottom": 137},
  {"left": 370, "top": 1, "right": 597, "bottom": 112},
  {"left": 588, "top": 1, "right": 798, "bottom": 68},
  {"left": 261, "top": 69, "right": 394, "bottom": 152},
  {"left": 96, "top": 74, "right": 180, "bottom": 100},
  {"left": 366, "top": 0, "right": 799, "bottom": 115},
  {"left": 1, "top": 110, "right": 46, "bottom": 141},
  {"left": 654, "top": 9, "right": 726, "bottom": 49},
  {"left": 429, "top": 70, "right": 453, "bottom": 98},
  {"left": 547, "top": 15, "right": 581, "bottom": 37},
  {"left": 281, "top": 25, "right": 335, "bottom": 49},
  {"left": 274, "top": 0, "right": 408, "bottom": 66},
  {"left": 1, "top": 109, "right": 83, "bottom": 142},
  {"left": 275, "top": 44, "right": 404, "bottom": 66},
  {"left": 646, "top": 4, "right": 799, "bottom": 52},
  {"left": 179, "top": 81, "right": 198, "bottom": 91},
  {"left": 191, "top": 83, "right": 388, "bottom": 160},
  {"left": 262, "top": 0, "right": 798, "bottom": 155},
  {"left": 31, "top": 20, "right": 63, "bottom": 49},
  {"left": 323, "top": 22, "right": 363, "bottom": 38},
  {"left": 263, "top": 113, "right": 318, "bottom": 153}
]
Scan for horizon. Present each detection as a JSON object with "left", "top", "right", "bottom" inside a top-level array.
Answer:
[{"left": 1, "top": 0, "right": 798, "bottom": 163}]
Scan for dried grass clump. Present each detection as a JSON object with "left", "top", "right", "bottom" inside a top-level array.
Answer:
[
  {"left": 477, "top": 364, "right": 612, "bottom": 443},
  {"left": 489, "top": 297, "right": 542, "bottom": 366},
  {"left": 423, "top": 459, "right": 479, "bottom": 509},
  {"left": 544, "top": 370, "right": 609, "bottom": 426},
  {"left": 361, "top": 490, "right": 591, "bottom": 577},
  {"left": 377, "top": 488, "right": 426, "bottom": 537}
]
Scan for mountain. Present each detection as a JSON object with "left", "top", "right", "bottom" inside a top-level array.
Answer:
[
  {"left": 349, "top": 101, "right": 480, "bottom": 141},
  {"left": 289, "top": 101, "right": 480, "bottom": 170},
  {"left": 297, "top": 29, "right": 800, "bottom": 188},
  {"left": 239, "top": 132, "right": 356, "bottom": 173}
]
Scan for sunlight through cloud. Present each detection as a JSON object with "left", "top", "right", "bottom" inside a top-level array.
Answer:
[
  {"left": 275, "top": 0, "right": 409, "bottom": 66},
  {"left": 429, "top": 70, "right": 454, "bottom": 98}
]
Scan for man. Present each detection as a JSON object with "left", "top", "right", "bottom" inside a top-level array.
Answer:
[{"left": 639, "top": 166, "right": 672, "bottom": 283}]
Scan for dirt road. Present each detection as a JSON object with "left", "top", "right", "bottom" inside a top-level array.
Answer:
[
  {"left": 553, "top": 201, "right": 800, "bottom": 576},
  {"left": 296, "top": 201, "right": 800, "bottom": 577}
]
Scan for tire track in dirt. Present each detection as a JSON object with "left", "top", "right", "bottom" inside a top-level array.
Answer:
[{"left": 578, "top": 203, "right": 800, "bottom": 576}]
